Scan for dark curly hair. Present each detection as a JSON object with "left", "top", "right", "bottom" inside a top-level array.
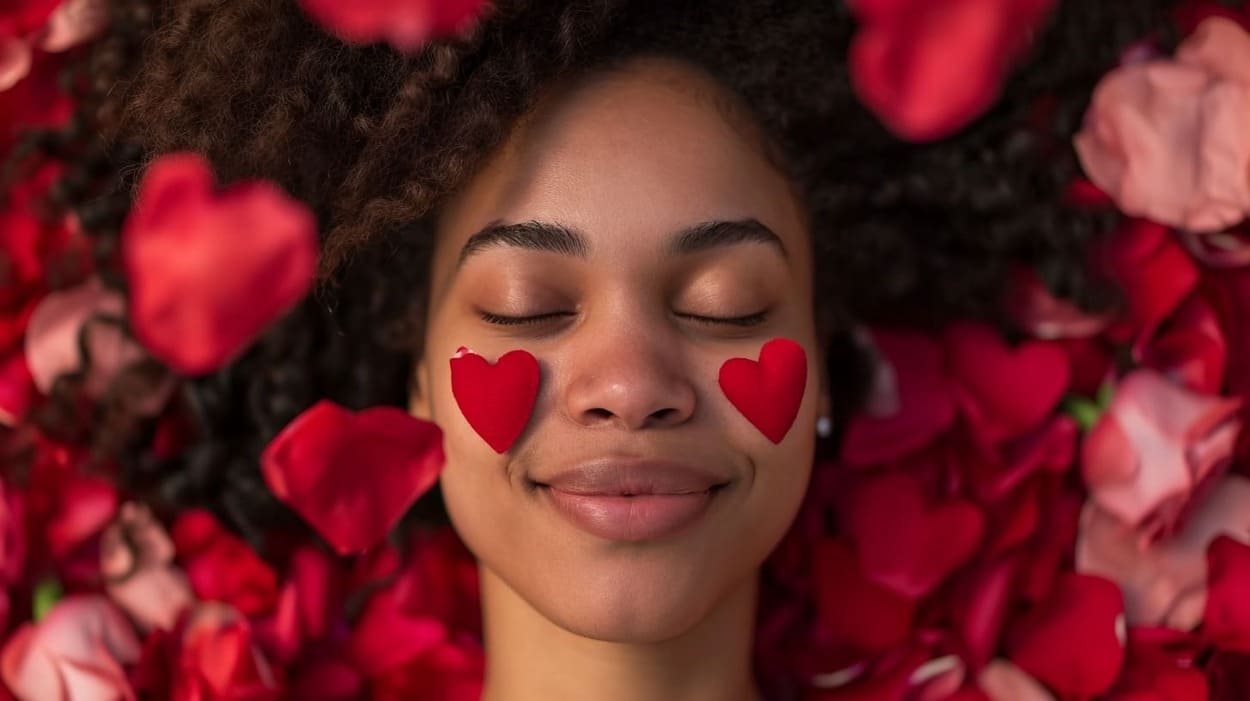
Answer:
[{"left": 4, "top": 0, "right": 1184, "bottom": 559}]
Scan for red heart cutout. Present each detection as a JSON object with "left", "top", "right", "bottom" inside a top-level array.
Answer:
[
  {"left": 122, "top": 152, "right": 319, "bottom": 376},
  {"left": 718, "top": 337, "right": 807, "bottom": 444},
  {"left": 260, "top": 400, "right": 445, "bottom": 556},
  {"left": 449, "top": 347, "right": 539, "bottom": 453}
]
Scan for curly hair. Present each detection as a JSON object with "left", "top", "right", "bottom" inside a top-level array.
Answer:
[{"left": 4, "top": 0, "right": 1184, "bottom": 555}]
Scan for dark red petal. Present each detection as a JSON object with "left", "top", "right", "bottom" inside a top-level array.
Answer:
[
  {"left": 1007, "top": 573, "right": 1126, "bottom": 697},
  {"left": 1203, "top": 535, "right": 1250, "bottom": 652}
]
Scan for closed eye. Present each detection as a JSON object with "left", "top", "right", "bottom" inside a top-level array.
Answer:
[
  {"left": 478, "top": 311, "right": 769, "bottom": 327},
  {"left": 680, "top": 311, "right": 769, "bottom": 327},
  {"left": 478, "top": 311, "right": 572, "bottom": 326}
]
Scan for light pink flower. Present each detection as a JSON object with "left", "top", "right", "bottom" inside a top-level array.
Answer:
[
  {"left": 0, "top": 595, "right": 141, "bottom": 701},
  {"left": 25, "top": 276, "right": 176, "bottom": 413},
  {"left": 1081, "top": 369, "right": 1241, "bottom": 537},
  {"left": 1075, "top": 17, "right": 1250, "bottom": 232},
  {"left": 100, "top": 502, "right": 194, "bottom": 632},
  {"left": 38, "top": 0, "right": 108, "bottom": 53},
  {"left": 1076, "top": 475, "right": 1250, "bottom": 630}
]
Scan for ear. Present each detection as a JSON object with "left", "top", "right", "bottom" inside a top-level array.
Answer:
[{"left": 408, "top": 355, "right": 433, "bottom": 422}]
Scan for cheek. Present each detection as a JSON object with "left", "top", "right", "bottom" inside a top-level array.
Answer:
[
  {"left": 727, "top": 355, "right": 820, "bottom": 530},
  {"left": 428, "top": 369, "right": 518, "bottom": 557}
]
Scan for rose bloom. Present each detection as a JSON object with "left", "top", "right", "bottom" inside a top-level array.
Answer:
[
  {"left": 1075, "top": 17, "right": 1250, "bottom": 233},
  {"left": 404, "top": 56, "right": 834, "bottom": 701}
]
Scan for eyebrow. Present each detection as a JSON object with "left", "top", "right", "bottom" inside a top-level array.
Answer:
[{"left": 455, "top": 218, "right": 788, "bottom": 270}]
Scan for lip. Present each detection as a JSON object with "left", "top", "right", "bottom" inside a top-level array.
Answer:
[
  {"left": 531, "top": 456, "right": 732, "bottom": 542},
  {"left": 534, "top": 457, "right": 732, "bottom": 496},
  {"left": 539, "top": 485, "right": 724, "bottom": 541}
]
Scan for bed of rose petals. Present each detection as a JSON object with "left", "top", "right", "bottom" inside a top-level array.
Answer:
[{"left": 2, "top": 0, "right": 1250, "bottom": 700}]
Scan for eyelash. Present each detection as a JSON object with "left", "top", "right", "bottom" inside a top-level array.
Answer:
[{"left": 479, "top": 310, "right": 769, "bottom": 328}]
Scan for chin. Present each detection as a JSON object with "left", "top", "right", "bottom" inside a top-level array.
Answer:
[{"left": 521, "top": 561, "right": 731, "bottom": 643}]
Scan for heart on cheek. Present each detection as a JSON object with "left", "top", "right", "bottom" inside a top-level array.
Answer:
[
  {"left": 718, "top": 337, "right": 807, "bottom": 444},
  {"left": 449, "top": 346, "right": 540, "bottom": 453}
]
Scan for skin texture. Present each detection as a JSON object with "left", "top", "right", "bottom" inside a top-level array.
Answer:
[{"left": 408, "top": 55, "right": 832, "bottom": 701}]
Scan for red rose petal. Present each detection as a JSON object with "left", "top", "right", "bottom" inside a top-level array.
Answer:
[
  {"left": 1203, "top": 535, "right": 1250, "bottom": 652},
  {"left": 173, "top": 511, "right": 279, "bottom": 617},
  {"left": 842, "top": 330, "right": 957, "bottom": 466},
  {"left": 1101, "top": 219, "right": 1200, "bottom": 344},
  {"left": 261, "top": 399, "right": 445, "bottom": 555},
  {"left": 0, "top": 350, "right": 36, "bottom": 428},
  {"left": 299, "top": 0, "right": 488, "bottom": 52},
  {"left": 1007, "top": 573, "right": 1126, "bottom": 698},
  {"left": 45, "top": 474, "right": 117, "bottom": 560},
  {"left": 812, "top": 539, "right": 916, "bottom": 653},
  {"left": 953, "top": 558, "right": 1018, "bottom": 671},
  {"left": 843, "top": 472, "right": 984, "bottom": 600},
  {"left": 946, "top": 322, "right": 1070, "bottom": 445},
  {"left": 848, "top": 0, "right": 1055, "bottom": 141},
  {"left": 122, "top": 152, "right": 318, "bottom": 376},
  {"left": 1138, "top": 295, "right": 1227, "bottom": 396}
]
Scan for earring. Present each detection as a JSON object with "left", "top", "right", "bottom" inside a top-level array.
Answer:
[{"left": 816, "top": 415, "right": 833, "bottom": 439}]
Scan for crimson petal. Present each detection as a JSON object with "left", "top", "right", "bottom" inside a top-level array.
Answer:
[
  {"left": 261, "top": 400, "right": 445, "bottom": 555},
  {"left": 122, "top": 152, "right": 318, "bottom": 376}
]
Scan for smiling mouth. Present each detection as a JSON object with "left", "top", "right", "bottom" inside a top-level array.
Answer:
[
  {"left": 527, "top": 480, "right": 730, "bottom": 497},
  {"left": 533, "top": 483, "right": 730, "bottom": 541}
]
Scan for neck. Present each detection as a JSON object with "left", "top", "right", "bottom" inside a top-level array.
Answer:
[{"left": 478, "top": 564, "right": 764, "bottom": 701}]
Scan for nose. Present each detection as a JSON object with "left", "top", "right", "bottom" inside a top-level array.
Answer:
[{"left": 561, "top": 321, "right": 697, "bottom": 432}]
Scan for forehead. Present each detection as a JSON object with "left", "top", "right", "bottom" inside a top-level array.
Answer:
[{"left": 429, "top": 55, "right": 810, "bottom": 287}]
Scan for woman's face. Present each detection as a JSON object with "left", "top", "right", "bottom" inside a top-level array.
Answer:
[{"left": 409, "top": 55, "right": 831, "bottom": 642}]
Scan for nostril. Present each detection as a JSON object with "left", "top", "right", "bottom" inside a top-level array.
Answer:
[{"left": 651, "top": 408, "right": 679, "bottom": 421}]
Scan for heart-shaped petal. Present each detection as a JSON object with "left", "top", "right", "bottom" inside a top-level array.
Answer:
[
  {"left": 848, "top": 0, "right": 1055, "bottom": 141},
  {"left": 261, "top": 400, "right": 445, "bottom": 555},
  {"left": 811, "top": 538, "right": 916, "bottom": 654},
  {"left": 843, "top": 472, "right": 985, "bottom": 600},
  {"left": 946, "top": 322, "right": 1070, "bottom": 445},
  {"left": 719, "top": 337, "right": 807, "bottom": 444},
  {"left": 449, "top": 347, "right": 539, "bottom": 453},
  {"left": 121, "top": 152, "right": 318, "bottom": 376},
  {"left": 1006, "top": 573, "right": 1126, "bottom": 698}
]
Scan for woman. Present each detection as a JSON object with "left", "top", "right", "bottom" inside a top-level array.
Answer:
[{"left": 4, "top": 0, "right": 1231, "bottom": 699}]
